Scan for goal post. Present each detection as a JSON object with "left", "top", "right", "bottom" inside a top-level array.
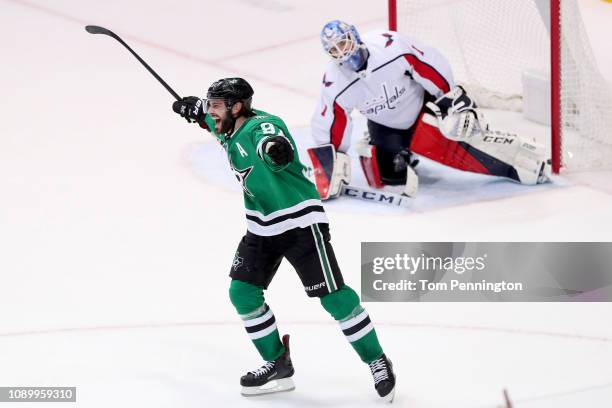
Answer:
[
  {"left": 389, "top": 0, "right": 612, "bottom": 174},
  {"left": 550, "top": 0, "right": 561, "bottom": 174},
  {"left": 388, "top": 0, "right": 397, "bottom": 31}
]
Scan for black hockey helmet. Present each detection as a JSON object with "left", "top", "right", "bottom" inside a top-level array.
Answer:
[{"left": 206, "top": 77, "right": 254, "bottom": 114}]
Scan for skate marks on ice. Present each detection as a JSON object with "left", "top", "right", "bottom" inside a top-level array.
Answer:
[
  {"left": 184, "top": 115, "right": 564, "bottom": 215},
  {"left": 1, "top": 323, "right": 611, "bottom": 408}
]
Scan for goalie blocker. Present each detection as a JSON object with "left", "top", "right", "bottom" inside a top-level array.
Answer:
[{"left": 307, "top": 144, "right": 351, "bottom": 200}]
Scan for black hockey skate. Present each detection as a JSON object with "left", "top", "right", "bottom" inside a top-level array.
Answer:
[
  {"left": 369, "top": 353, "right": 396, "bottom": 403},
  {"left": 240, "top": 334, "right": 295, "bottom": 396}
]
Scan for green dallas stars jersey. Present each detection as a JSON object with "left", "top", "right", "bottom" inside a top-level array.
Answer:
[{"left": 204, "top": 109, "right": 327, "bottom": 236}]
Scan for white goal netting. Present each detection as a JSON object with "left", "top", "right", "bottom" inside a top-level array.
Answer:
[{"left": 396, "top": 0, "right": 612, "bottom": 171}]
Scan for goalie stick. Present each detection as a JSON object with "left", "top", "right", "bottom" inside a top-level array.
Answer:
[
  {"left": 341, "top": 185, "right": 412, "bottom": 208},
  {"left": 85, "top": 25, "right": 181, "bottom": 101}
]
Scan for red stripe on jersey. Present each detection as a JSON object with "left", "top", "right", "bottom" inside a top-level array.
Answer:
[
  {"left": 404, "top": 54, "right": 450, "bottom": 94},
  {"left": 330, "top": 102, "right": 348, "bottom": 150}
]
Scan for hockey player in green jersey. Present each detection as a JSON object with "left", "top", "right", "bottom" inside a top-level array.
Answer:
[{"left": 172, "top": 78, "right": 396, "bottom": 402}]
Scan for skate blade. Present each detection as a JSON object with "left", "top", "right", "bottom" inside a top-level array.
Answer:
[
  {"left": 241, "top": 378, "right": 295, "bottom": 397},
  {"left": 382, "top": 387, "right": 396, "bottom": 404}
]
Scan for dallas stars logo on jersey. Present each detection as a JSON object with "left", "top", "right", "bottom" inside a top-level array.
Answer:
[
  {"left": 232, "top": 252, "right": 244, "bottom": 271},
  {"left": 230, "top": 157, "right": 254, "bottom": 197}
]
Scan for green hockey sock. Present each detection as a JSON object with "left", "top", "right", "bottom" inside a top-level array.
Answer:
[
  {"left": 229, "top": 279, "right": 284, "bottom": 361},
  {"left": 320, "top": 285, "right": 384, "bottom": 364}
]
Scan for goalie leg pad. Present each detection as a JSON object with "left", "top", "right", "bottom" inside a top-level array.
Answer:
[
  {"left": 411, "top": 114, "right": 520, "bottom": 179},
  {"left": 512, "top": 139, "right": 551, "bottom": 185},
  {"left": 307, "top": 144, "right": 351, "bottom": 200},
  {"left": 412, "top": 115, "right": 494, "bottom": 174},
  {"left": 355, "top": 138, "right": 384, "bottom": 188},
  {"left": 412, "top": 114, "right": 550, "bottom": 184},
  {"left": 359, "top": 120, "right": 422, "bottom": 187},
  {"left": 404, "top": 165, "right": 419, "bottom": 197}
]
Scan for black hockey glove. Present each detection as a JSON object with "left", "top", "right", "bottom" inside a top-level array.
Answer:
[
  {"left": 263, "top": 136, "right": 294, "bottom": 166},
  {"left": 172, "top": 96, "right": 205, "bottom": 124}
]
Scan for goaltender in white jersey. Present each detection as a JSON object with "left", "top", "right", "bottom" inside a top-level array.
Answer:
[
  {"left": 311, "top": 28, "right": 453, "bottom": 150},
  {"left": 307, "top": 20, "right": 550, "bottom": 200}
]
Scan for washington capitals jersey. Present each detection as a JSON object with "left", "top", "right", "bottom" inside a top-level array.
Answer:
[
  {"left": 204, "top": 109, "right": 327, "bottom": 236},
  {"left": 311, "top": 30, "right": 455, "bottom": 152}
]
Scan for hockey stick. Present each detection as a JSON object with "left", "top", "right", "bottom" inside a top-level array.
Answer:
[
  {"left": 85, "top": 25, "right": 181, "bottom": 101},
  {"left": 341, "top": 185, "right": 413, "bottom": 208}
]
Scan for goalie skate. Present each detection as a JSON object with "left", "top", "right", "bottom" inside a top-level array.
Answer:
[{"left": 240, "top": 334, "right": 295, "bottom": 396}]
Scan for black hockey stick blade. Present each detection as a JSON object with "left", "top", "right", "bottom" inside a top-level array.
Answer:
[
  {"left": 84, "top": 25, "right": 182, "bottom": 101},
  {"left": 85, "top": 25, "right": 112, "bottom": 35}
]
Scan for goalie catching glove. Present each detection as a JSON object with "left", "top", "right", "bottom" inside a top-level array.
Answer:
[{"left": 426, "top": 85, "right": 487, "bottom": 141}]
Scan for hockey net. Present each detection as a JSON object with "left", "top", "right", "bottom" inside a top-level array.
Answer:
[{"left": 391, "top": 0, "right": 612, "bottom": 173}]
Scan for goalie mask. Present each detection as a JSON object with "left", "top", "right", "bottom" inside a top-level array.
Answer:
[{"left": 320, "top": 20, "right": 368, "bottom": 72}]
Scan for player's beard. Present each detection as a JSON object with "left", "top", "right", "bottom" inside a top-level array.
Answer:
[{"left": 217, "top": 111, "right": 236, "bottom": 135}]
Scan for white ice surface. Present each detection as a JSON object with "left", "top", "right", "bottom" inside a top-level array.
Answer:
[{"left": 1, "top": 1, "right": 612, "bottom": 407}]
